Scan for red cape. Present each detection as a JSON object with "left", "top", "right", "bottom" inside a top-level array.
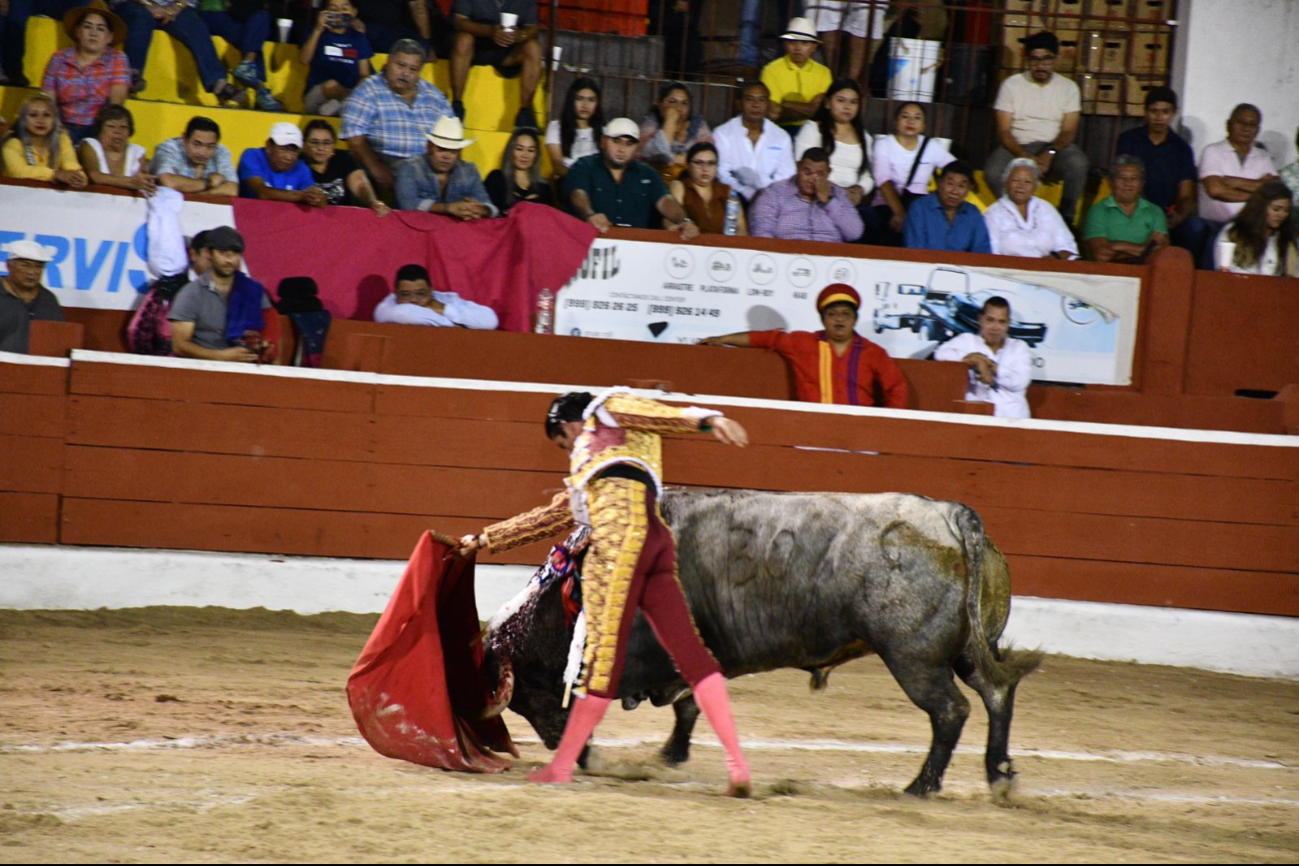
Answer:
[{"left": 347, "top": 532, "right": 517, "bottom": 772}]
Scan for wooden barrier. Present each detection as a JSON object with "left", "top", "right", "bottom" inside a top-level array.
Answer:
[{"left": 2, "top": 352, "right": 1295, "bottom": 618}]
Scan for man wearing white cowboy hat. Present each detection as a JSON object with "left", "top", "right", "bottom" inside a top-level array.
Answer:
[
  {"left": 761, "top": 17, "right": 832, "bottom": 128},
  {"left": 0, "top": 240, "right": 65, "bottom": 355},
  {"left": 395, "top": 116, "right": 496, "bottom": 219},
  {"left": 237, "top": 121, "right": 328, "bottom": 207}
]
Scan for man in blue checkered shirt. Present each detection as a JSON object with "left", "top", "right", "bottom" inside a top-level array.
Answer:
[{"left": 341, "top": 38, "right": 452, "bottom": 193}]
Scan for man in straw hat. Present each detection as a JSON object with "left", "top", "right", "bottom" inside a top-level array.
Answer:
[
  {"left": 395, "top": 115, "right": 496, "bottom": 219},
  {"left": 761, "top": 17, "right": 832, "bottom": 128},
  {"left": 39, "top": 0, "right": 129, "bottom": 142},
  {"left": 700, "top": 283, "right": 909, "bottom": 408},
  {"left": 0, "top": 240, "right": 65, "bottom": 355}
]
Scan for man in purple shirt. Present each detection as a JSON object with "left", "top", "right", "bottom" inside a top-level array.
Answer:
[{"left": 749, "top": 147, "right": 863, "bottom": 243}]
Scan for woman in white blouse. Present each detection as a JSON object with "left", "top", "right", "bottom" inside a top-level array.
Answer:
[
  {"left": 983, "top": 158, "right": 1079, "bottom": 260},
  {"left": 1214, "top": 181, "right": 1298, "bottom": 276},
  {"left": 793, "top": 78, "right": 873, "bottom": 233},
  {"left": 871, "top": 101, "right": 955, "bottom": 245},
  {"left": 545, "top": 77, "right": 604, "bottom": 180},
  {"left": 76, "top": 103, "right": 155, "bottom": 194}
]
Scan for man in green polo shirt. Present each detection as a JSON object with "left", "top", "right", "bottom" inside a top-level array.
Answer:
[
  {"left": 1083, "top": 155, "right": 1170, "bottom": 263},
  {"left": 564, "top": 117, "right": 700, "bottom": 238}
]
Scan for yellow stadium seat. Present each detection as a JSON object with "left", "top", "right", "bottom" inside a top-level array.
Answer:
[{"left": 20, "top": 16, "right": 544, "bottom": 132}]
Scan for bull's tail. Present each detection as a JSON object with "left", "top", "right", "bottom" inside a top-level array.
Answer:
[{"left": 954, "top": 506, "right": 1043, "bottom": 689}]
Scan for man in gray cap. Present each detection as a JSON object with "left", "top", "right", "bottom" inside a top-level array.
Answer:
[
  {"left": 564, "top": 117, "right": 699, "bottom": 237},
  {"left": 0, "top": 240, "right": 65, "bottom": 355},
  {"left": 168, "top": 227, "right": 279, "bottom": 363}
]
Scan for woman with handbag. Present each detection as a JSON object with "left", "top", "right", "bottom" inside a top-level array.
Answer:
[{"left": 871, "top": 102, "right": 956, "bottom": 246}]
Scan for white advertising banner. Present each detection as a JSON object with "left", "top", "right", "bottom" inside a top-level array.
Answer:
[
  {"left": 0, "top": 186, "right": 234, "bottom": 310},
  {"left": 556, "top": 238, "right": 1142, "bottom": 386}
]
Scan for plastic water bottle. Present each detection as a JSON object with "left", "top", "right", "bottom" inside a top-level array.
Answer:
[
  {"left": 534, "top": 287, "right": 554, "bottom": 335},
  {"left": 723, "top": 191, "right": 741, "bottom": 236}
]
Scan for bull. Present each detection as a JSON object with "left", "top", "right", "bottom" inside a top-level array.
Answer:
[{"left": 482, "top": 489, "right": 1042, "bottom": 797}]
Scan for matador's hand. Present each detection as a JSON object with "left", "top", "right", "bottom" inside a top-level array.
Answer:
[{"left": 711, "top": 417, "right": 748, "bottom": 447}]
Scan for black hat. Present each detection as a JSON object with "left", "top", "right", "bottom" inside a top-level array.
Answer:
[
  {"left": 1020, "top": 31, "right": 1060, "bottom": 55},
  {"left": 204, "top": 225, "right": 245, "bottom": 253}
]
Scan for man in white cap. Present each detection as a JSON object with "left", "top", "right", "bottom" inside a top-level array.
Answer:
[
  {"left": 237, "top": 122, "right": 328, "bottom": 207},
  {"left": 761, "top": 17, "right": 831, "bottom": 128},
  {"left": 395, "top": 116, "right": 496, "bottom": 219},
  {"left": 564, "top": 117, "right": 699, "bottom": 237},
  {"left": 0, "top": 240, "right": 65, "bottom": 355}
]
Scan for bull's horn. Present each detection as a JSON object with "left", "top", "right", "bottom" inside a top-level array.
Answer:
[{"left": 479, "top": 657, "right": 515, "bottom": 720}]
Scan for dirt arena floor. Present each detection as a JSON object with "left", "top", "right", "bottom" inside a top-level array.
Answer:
[{"left": 1, "top": 607, "right": 1296, "bottom": 863}]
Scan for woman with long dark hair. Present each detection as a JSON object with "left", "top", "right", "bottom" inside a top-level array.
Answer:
[
  {"left": 639, "top": 81, "right": 711, "bottom": 183},
  {"left": 485, "top": 127, "right": 553, "bottom": 214},
  {"left": 1215, "top": 181, "right": 1298, "bottom": 276},
  {"left": 793, "top": 78, "right": 873, "bottom": 232},
  {"left": 545, "top": 77, "right": 603, "bottom": 180},
  {"left": 872, "top": 101, "right": 955, "bottom": 245}
]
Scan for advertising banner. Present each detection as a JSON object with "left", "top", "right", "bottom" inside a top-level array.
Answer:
[
  {"left": 0, "top": 186, "right": 233, "bottom": 310},
  {"left": 556, "top": 238, "right": 1142, "bottom": 386}
]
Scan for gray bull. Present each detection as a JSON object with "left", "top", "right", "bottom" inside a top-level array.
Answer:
[{"left": 483, "top": 489, "right": 1042, "bottom": 797}]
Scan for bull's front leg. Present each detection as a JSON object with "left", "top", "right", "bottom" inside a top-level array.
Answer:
[{"left": 659, "top": 696, "right": 700, "bottom": 766}]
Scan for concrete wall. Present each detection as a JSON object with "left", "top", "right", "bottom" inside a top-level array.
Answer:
[{"left": 1173, "top": 0, "right": 1299, "bottom": 168}]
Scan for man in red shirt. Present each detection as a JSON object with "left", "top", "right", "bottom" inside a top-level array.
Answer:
[{"left": 699, "top": 283, "right": 909, "bottom": 408}]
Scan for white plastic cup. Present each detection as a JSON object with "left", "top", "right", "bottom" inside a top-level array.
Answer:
[
  {"left": 1217, "top": 241, "right": 1236, "bottom": 271},
  {"left": 551, "top": 44, "right": 562, "bottom": 71},
  {"left": 500, "top": 12, "right": 518, "bottom": 29},
  {"left": 277, "top": 18, "right": 293, "bottom": 42}
]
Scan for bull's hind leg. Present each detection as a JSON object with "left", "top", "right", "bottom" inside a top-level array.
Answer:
[
  {"left": 660, "top": 696, "right": 700, "bottom": 766},
  {"left": 954, "top": 654, "right": 1019, "bottom": 795},
  {"left": 879, "top": 653, "right": 971, "bottom": 797}
]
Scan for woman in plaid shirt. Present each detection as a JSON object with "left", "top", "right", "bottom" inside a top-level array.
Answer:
[{"left": 41, "top": 1, "right": 130, "bottom": 143}]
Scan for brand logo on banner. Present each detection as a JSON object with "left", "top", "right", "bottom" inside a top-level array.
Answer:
[
  {"left": 558, "top": 239, "right": 1142, "bottom": 386},
  {"left": 0, "top": 187, "right": 234, "bottom": 310}
]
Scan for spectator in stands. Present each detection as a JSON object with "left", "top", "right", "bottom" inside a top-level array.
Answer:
[
  {"left": 301, "top": 119, "right": 389, "bottom": 215},
  {"left": 1083, "top": 155, "right": 1169, "bottom": 264},
  {"left": 1282, "top": 128, "right": 1299, "bottom": 231},
  {"left": 699, "top": 283, "right": 908, "bottom": 408},
  {"left": 793, "top": 78, "right": 873, "bottom": 235},
  {"left": 2, "top": 92, "right": 88, "bottom": 187},
  {"left": 933, "top": 296, "right": 1032, "bottom": 419},
  {"left": 563, "top": 117, "right": 698, "bottom": 238},
  {"left": 669, "top": 142, "right": 747, "bottom": 235},
  {"left": 395, "top": 115, "right": 495, "bottom": 217},
  {"left": 41, "top": 1, "right": 130, "bottom": 143},
  {"left": 169, "top": 226, "right": 279, "bottom": 363},
  {"left": 114, "top": 0, "right": 258, "bottom": 107},
  {"left": 237, "top": 122, "right": 328, "bottom": 206},
  {"left": 638, "top": 81, "right": 712, "bottom": 184},
  {"left": 546, "top": 76, "right": 602, "bottom": 180},
  {"left": 1198, "top": 104, "right": 1279, "bottom": 231},
  {"left": 373, "top": 262, "right": 498, "bottom": 328},
  {"left": 1116, "top": 86, "right": 1213, "bottom": 267},
  {"left": 449, "top": 0, "right": 540, "bottom": 128},
  {"left": 0, "top": 240, "right": 64, "bottom": 354},
  {"left": 484, "top": 127, "right": 552, "bottom": 215},
  {"left": 810, "top": 0, "right": 873, "bottom": 82},
  {"left": 983, "top": 158, "right": 1078, "bottom": 260},
  {"left": 713, "top": 80, "right": 795, "bottom": 203},
  {"left": 150, "top": 115, "right": 237, "bottom": 196},
  {"left": 761, "top": 17, "right": 831, "bottom": 129},
  {"left": 750, "top": 147, "right": 863, "bottom": 243},
  {"left": 351, "top": 0, "right": 434, "bottom": 55},
  {"left": 77, "top": 103, "right": 154, "bottom": 192},
  {"left": 198, "top": 0, "right": 283, "bottom": 110},
  {"left": 299, "top": 0, "right": 373, "bottom": 117},
  {"left": 871, "top": 101, "right": 955, "bottom": 246},
  {"left": 341, "top": 38, "right": 452, "bottom": 193},
  {"left": 2, "top": 0, "right": 92, "bottom": 87},
  {"left": 903, "top": 161, "right": 990, "bottom": 254},
  {"left": 1213, "top": 181, "right": 1297, "bottom": 277},
  {"left": 983, "top": 31, "right": 1086, "bottom": 227},
  {"left": 648, "top": 0, "right": 699, "bottom": 79}
]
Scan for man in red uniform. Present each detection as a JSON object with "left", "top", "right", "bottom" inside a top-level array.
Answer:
[{"left": 699, "top": 283, "right": 909, "bottom": 408}]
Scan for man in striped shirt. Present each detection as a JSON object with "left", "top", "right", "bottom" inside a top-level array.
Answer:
[{"left": 698, "top": 283, "right": 909, "bottom": 408}]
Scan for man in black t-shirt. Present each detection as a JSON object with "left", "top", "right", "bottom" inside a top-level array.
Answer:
[
  {"left": 351, "top": 0, "right": 449, "bottom": 56},
  {"left": 448, "top": 0, "right": 541, "bottom": 128}
]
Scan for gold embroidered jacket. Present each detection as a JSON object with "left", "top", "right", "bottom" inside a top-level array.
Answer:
[{"left": 482, "top": 390, "right": 723, "bottom": 552}]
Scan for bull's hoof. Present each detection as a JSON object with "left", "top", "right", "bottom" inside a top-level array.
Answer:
[
  {"left": 989, "top": 774, "right": 1016, "bottom": 806},
  {"left": 903, "top": 779, "right": 940, "bottom": 798},
  {"left": 658, "top": 746, "right": 689, "bottom": 767}
]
